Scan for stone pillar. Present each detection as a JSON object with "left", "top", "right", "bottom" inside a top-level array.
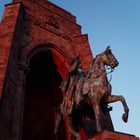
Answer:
[
  {"left": 0, "top": 2, "right": 22, "bottom": 98},
  {"left": 0, "top": 2, "right": 29, "bottom": 140}
]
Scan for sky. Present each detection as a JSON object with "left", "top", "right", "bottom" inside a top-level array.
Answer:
[{"left": 0, "top": 0, "right": 140, "bottom": 137}]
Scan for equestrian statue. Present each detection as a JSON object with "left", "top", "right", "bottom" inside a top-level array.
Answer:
[{"left": 54, "top": 46, "right": 129, "bottom": 140}]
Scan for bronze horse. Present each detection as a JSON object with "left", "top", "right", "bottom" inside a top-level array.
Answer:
[
  {"left": 82, "top": 46, "right": 129, "bottom": 132},
  {"left": 54, "top": 46, "right": 129, "bottom": 140}
]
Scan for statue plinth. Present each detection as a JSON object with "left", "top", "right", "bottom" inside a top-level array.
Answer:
[{"left": 89, "top": 130, "right": 139, "bottom": 140}]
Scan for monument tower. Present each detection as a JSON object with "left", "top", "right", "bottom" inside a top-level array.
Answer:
[{"left": 0, "top": 0, "right": 139, "bottom": 140}]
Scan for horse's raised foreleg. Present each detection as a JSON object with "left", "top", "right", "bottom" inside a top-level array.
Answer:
[{"left": 105, "top": 95, "right": 129, "bottom": 122}]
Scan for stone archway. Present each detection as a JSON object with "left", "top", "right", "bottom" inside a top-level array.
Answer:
[{"left": 22, "top": 46, "right": 67, "bottom": 140}]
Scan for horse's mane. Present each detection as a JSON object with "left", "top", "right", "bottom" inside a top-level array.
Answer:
[{"left": 87, "top": 58, "right": 95, "bottom": 73}]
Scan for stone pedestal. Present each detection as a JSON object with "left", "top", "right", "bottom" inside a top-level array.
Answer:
[{"left": 89, "top": 130, "right": 139, "bottom": 140}]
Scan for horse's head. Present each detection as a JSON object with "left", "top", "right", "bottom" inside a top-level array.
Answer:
[{"left": 101, "top": 46, "right": 119, "bottom": 69}]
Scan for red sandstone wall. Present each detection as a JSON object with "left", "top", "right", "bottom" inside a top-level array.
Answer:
[
  {"left": 0, "top": 2, "right": 21, "bottom": 97},
  {"left": 0, "top": 2, "right": 25, "bottom": 140},
  {"left": 0, "top": 0, "right": 93, "bottom": 97},
  {"left": 21, "top": 0, "right": 93, "bottom": 71},
  {"left": 0, "top": 1, "right": 93, "bottom": 140}
]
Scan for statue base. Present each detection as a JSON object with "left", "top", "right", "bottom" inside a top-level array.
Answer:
[{"left": 88, "top": 130, "right": 139, "bottom": 140}]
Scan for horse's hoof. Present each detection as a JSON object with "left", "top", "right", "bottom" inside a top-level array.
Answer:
[{"left": 122, "top": 113, "right": 128, "bottom": 123}]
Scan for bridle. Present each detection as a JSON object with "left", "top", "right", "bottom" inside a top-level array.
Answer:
[
  {"left": 106, "top": 66, "right": 114, "bottom": 82},
  {"left": 102, "top": 52, "right": 116, "bottom": 82}
]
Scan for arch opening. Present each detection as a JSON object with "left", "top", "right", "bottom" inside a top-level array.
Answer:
[{"left": 22, "top": 50, "right": 66, "bottom": 140}]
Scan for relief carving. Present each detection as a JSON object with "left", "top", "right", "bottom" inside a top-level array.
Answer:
[
  {"left": 47, "top": 16, "right": 59, "bottom": 29},
  {"left": 32, "top": 15, "right": 71, "bottom": 41}
]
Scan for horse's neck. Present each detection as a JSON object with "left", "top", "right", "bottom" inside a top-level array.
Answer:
[
  {"left": 94, "top": 57, "right": 105, "bottom": 72},
  {"left": 89, "top": 57, "right": 107, "bottom": 79}
]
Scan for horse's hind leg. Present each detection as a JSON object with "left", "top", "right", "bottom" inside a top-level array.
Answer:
[
  {"left": 66, "top": 116, "right": 81, "bottom": 140},
  {"left": 105, "top": 95, "right": 129, "bottom": 122},
  {"left": 90, "top": 99, "right": 105, "bottom": 132}
]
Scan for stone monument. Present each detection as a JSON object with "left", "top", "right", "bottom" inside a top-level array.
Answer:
[{"left": 0, "top": 0, "right": 139, "bottom": 140}]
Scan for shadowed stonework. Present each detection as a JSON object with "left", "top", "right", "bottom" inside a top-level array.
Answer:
[{"left": 23, "top": 50, "right": 65, "bottom": 140}]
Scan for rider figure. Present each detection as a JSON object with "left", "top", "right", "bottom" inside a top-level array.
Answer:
[
  {"left": 54, "top": 56, "right": 86, "bottom": 135},
  {"left": 60, "top": 56, "right": 86, "bottom": 117},
  {"left": 75, "top": 60, "right": 86, "bottom": 105}
]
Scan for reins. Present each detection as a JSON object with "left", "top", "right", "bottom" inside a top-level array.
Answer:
[{"left": 106, "top": 66, "right": 114, "bottom": 82}]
